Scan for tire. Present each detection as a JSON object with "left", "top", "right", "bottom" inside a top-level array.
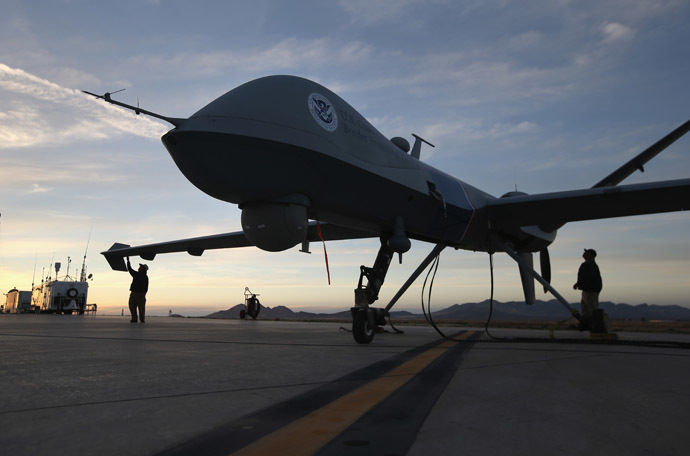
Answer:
[
  {"left": 239, "top": 309, "right": 246, "bottom": 320},
  {"left": 352, "top": 310, "right": 375, "bottom": 344}
]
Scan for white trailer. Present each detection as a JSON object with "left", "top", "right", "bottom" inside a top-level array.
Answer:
[
  {"left": 32, "top": 280, "right": 88, "bottom": 315},
  {"left": 4, "top": 289, "right": 33, "bottom": 313}
]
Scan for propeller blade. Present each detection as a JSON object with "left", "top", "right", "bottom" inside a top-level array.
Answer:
[{"left": 540, "top": 248, "right": 551, "bottom": 293}]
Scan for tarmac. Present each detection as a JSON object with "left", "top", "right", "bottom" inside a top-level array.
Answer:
[{"left": 1, "top": 314, "right": 689, "bottom": 456}]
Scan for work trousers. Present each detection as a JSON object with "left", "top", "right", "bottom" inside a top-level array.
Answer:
[
  {"left": 129, "top": 291, "right": 147, "bottom": 322},
  {"left": 580, "top": 291, "right": 600, "bottom": 320}
]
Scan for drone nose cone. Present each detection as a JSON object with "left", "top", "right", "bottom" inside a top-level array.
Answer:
[
  {"left": 159, "top": 75, "right": 408, "bottom": 206},
  {"left": 161, "top": 75, "right": 354, "bottom": 157},
  {"left": 162, "top": 131, "right": 177, "bottom": 147}
]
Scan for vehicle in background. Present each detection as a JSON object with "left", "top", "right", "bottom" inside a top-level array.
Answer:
[
  {"left": 31, "top": 257, "right": 91, "bottom": 315},
  {"left": 4, "top": 288, "right": 33, "bottom": 313}
]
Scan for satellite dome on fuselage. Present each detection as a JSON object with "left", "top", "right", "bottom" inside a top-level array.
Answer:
[{"left": 191, "top": 75, "right": 342, "bottom": 133}]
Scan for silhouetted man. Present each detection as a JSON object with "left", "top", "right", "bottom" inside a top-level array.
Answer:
[
  {"left": 127, "top": 257, "right": 149, "bottom": 323},
  {"left": 573, "top": 248, "right": 602, "bottom": 329}
]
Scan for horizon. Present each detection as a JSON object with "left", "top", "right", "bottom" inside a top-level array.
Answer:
[{"left": 92, "top": 298, "right": 690, "bottom": 318}]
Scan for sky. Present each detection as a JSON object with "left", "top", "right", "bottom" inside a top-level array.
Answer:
[{"left": 1, "top": 0, "right": 689, "bottom": 316}]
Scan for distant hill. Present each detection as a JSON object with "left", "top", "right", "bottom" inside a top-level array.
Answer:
[
  {"left": 206, "top": 304, "right": 352, "bottom": 320},
  {"left": 204, "top": 300, "right": 690, "bottom": 321},
  {"left": 430, "top": 300, "right": 690, "bottom": 321}
]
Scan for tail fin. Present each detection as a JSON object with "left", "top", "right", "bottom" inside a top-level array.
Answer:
[{"left": 103, "top": 243, "right": 130, "bottom": 271}]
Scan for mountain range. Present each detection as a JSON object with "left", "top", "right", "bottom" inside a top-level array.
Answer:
[{"left": 205, "top": 300, "right": 690, "bottom": 321}]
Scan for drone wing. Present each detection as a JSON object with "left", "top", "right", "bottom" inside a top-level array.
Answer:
[
  {"left": 487, "top": 118, "right": 690, "bottom": 232},
  {"left": 485, "top": 178, "right": 690, "bottom": 233},
  {"left": 593, "top": 119, "right": 690, "bottom": 188},
  {"left": 102, "top": 222, "right": 376, "bottom": 271}
]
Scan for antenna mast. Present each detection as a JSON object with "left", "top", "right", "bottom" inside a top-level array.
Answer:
[
  {"left": 49, "top": 253, "right": 55, "bottom": 281},
  {"left": 31, "top": 253, "right": 37, "bottom": 288},
  {"left": 80, "top": 227, "right": 92, "bottom": 282},
  {"left": 65, "top": 256, "right": 72, "bottom": 280}
]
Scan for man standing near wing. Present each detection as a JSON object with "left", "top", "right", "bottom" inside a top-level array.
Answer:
[
  {"left": 127, "top": 257, "right": 149, "bottom": 323},
  {"left": 573, "top": 249, "right": 603, "bottom": 330}
]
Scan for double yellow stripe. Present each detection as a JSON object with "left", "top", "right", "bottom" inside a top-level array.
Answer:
[{"left": 231, "top": 331, "right": 474, "bottom": 456}]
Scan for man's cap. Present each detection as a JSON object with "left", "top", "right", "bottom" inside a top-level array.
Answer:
[
  {"left": 139, "top": 263, "right": 149, "bottom": 270},
  {"left": 583, "top": 248, "right": 597, "bottom": 257}
]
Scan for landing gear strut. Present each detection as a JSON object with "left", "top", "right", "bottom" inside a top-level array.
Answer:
[
  {"left": 351, "top": 240, "right": 447, "bottom": 344},
  {"left": 351, "top": 240, "right": 393, "bottom": 344}
]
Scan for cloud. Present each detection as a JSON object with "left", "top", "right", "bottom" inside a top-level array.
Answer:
[
  {"left": 601, "top": 22, "right": 636, "bottom": 43},
  {"left": 338, "top": 0, "right": 447, "bottom": 25},
  {"left": 0, "top": 63, "right": 168, "bottom": 149},
  {"left": 509, "top": 30, "right": 544, "bottom": 49},
  {"left": 243, "top": 38, "right": 373, "bottom": 71},
  {"left": 0, "top": 63, "right": 73, "bottom": 102},
  {"left": 424, "top": 119, "right": 540, "bottom": 142},
  {"left": 408, "top": 119, "right": 541, "bottom": 160},
  {"left": 0, "top": 158, "right": 134, "bottom": 188},
  {"left": 0, "top": 104, "right": 48, "bottom": 147},
  {"left": 49, "top": 67, "right": 102, "bottom": 89},
  {"left": 124, "top": 38, "right": 373, "bottom": 79},
  {"left": 30, "top": 183, "right": 51, "bottom": 193},
  {"left": 347, "top": 50, "right": 580, "bottom": 111},
  {"left": 339, "top": 0, "right": 416, "bottom": 24}
]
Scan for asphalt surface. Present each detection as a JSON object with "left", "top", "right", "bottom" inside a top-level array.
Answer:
[{"left": 1, "top": 315, "right": 689, "bottom": 455}]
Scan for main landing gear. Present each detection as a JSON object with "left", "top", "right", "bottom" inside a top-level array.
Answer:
[
  {"left": 351, "top": 241, "right": 393, "bottom": 343},
  {"left": 350, "top": 239, "right": 597, "bottom": 344},
  {"left": 351, "top": 237, "right": 446, "bottom": 344}
]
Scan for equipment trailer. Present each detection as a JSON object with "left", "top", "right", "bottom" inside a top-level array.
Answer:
[{"left": 32, "top": 259, "right": 90, "bottom": 314}]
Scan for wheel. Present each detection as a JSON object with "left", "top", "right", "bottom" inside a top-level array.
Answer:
[
  {"left": 239, "top": 309, "right": 246, "bottom": 320},
  {"left": 352, "top": 310, "right": 375, "bottom": 344}
]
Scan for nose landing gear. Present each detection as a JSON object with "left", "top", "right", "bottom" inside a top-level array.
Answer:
[
  {"left": 351, "top": 240, "right": 394, "bottom": 344},
  {"left": 351, "top": 241, "right": 447, "bottom": 344}
]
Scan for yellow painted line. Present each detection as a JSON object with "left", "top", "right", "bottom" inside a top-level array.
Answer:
[{"left": 230, "top": 331, "right": 475, "bottom": 456}]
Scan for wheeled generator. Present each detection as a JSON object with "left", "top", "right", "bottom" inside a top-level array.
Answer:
[{"left": 239, "top": 287, "right": 261, "bottom": 320}]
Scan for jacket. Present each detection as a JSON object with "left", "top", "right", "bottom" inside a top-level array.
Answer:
[
  {"left": 128, "top": 264, "right": 149, "bottom": 294},
  {"left": 575, "top": 260, "right": 602, "bottom": 292}
]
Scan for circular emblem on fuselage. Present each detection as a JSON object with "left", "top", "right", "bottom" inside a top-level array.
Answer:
[{"left": 308, "top": 93, "right": 338, "bottom": 132}]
